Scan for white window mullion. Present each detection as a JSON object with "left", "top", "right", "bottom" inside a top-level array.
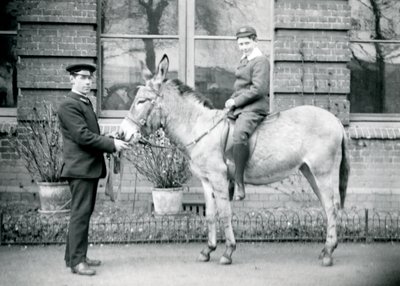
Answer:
[
  {"left": 186, "top": 0, "right": 195, "bottom": 87},
  {"left": 178, "top": 0, "right": 187, "bottom": 83}
]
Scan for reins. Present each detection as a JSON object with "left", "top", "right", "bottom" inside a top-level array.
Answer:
[
  {"left": 184, "top": 113, "right": 227, "bottom": 148},
  {"left": 106, "top": 110, "right": 227, "bottom": 202},
  {"left": 135, "top": 110, "right": 228, "bottom": 151}
]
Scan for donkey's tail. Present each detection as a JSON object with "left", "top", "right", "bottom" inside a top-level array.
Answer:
[{"left": 339, "top": 127, "right": 350, "bottom": 209}]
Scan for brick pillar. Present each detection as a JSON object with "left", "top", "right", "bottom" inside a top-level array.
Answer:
[
  {"left": 274, "top": 0, "right": 351, "bottom": 125},
  {"left": 16, "top": 0, "right": 98, "bottom": 117}
]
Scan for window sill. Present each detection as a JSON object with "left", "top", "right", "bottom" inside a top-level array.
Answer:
[{"left": 350, "top": 113, "right": 400, "bottom": 124}]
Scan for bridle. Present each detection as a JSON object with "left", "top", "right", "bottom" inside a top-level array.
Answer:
[
  {"left": 124, "top": 85, "right": 160, "bottom": 131},
  {"left": 124, "top": 85, "right": 228, "bottom": 150}
]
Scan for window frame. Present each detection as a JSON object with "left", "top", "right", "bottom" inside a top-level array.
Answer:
[
  {"left": 97, "top": 0, "right": 275, "bottom": 118},
  {"left": 0, "top": 29, "right": 18, "bottom": 119},
  {"left": 349, "top": 37, "right": 400, "bottom": 122}
]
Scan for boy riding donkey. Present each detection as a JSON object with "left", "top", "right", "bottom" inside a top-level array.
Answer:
[{"left": 225, "top": 26, "right": 270, "bottom": 200}]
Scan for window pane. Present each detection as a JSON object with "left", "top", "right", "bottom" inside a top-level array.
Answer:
[
  {"left": 195, "top": 40, "right": 271, "bottom": 109},
  {"left": 0, "top": 0, "right": 19, "bottom": 31},
  {"left": 0, "top": 35, "right": 17, "bottom": 108},
  {"left": 101, "top": 39, "right": 178, "bottom": 110},
  {"left": 350, "top": 0, "right": 400, "bottom": 40},
  {"left": 349, "top": 43, "right": 400, "bottom": 113},
  {"left": 102, "top": 0, "right": 178, "bottom": 35},
  {"left": 195, "top": 0, "right": 272, "bottom": 38}
]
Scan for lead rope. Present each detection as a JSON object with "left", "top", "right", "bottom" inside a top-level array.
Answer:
[
  {"left": 105, "top": 152, "right": 122, "bottom": 202},
  {"left": 105, "top": 111, "right": 228, "bottom": 202}
]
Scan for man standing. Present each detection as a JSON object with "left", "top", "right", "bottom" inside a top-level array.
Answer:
[{"left": 58, "top": 63, "right": 130, "bottom": 276}]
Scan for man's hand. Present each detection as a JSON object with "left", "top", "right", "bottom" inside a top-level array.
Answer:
[
  {"left": 107, "top": 130, "right": 119, "bottom": 139},
  {"left": 225, "top": 98, "right": 236, "bottom": 109},
  {"left": 114, "top": 139, "right": 131, "bottom": 152}
]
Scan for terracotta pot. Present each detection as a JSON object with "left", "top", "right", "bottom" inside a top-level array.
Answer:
[
  {"left": 152, "top": 187, "right": 184, "bottom": 215},
  {"left": 37, "top": 181, "right": 71, "bottom": 214}
]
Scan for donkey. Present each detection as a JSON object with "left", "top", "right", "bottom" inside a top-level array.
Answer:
[{"left": 119, "top": 55, "right": 350, "bottom": 266}]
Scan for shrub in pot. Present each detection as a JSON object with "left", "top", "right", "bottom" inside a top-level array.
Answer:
[
  {"left": 12, "top": 104, "right": 70, "bottom": 214},
  {"left": 125, "top": 129, "right": 191, "bottom": 215}
]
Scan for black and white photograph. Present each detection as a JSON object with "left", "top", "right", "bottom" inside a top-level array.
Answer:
[{"left": 0, "top": 0, "right": 400, "bottom": 285}]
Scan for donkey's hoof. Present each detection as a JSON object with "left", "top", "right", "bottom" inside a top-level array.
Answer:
[
  {"left": 321, "top": 256, "right": 333, "bottom": 267},
  {"left": 197, "top": 252, "right": 210, "bottom": 262},
  {"left": 318, "top": 248, "right": 327, "bottom": 259},
  {"left": 219, "top": 255, "right": 232, "bottom": 265}
]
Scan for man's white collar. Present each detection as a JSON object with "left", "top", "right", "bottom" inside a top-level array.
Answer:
[
  {"left": 72, "top": 89, "right": 87, "bottom": 97},
  {"left": 241, "top": 47, "right": 263, "bottom": 61}
]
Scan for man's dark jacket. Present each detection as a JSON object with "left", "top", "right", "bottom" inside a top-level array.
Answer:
[{"left": 58, "top": 92, "right": 115, "bottom": 179}]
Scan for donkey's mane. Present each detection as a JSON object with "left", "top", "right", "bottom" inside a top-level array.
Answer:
[{"left": 168, "top": 78, "right": 214, "bottom": 109}]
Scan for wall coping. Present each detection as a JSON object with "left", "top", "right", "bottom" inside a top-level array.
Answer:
[
  {"left": 2, "top": 120, "right": 400, "bottom": 140},
  {"left": 0, "top": 120, "right": 17, "bottom": 134},
  {"left": 347, "top": 126, "right": 400, "bottom": 140},
  {"left": 99, "top": 122, "right": 400, "bottom": 140}
]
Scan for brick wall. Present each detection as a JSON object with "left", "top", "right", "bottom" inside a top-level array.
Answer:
[
  {"left": 16, "top": 0, "right": 97, "bottom": 115},
  {"left": 274, "top": 0, "right": 351, "bottom": 125},
  {"left": 1, "top": 0, "right": 400, "bottom": 214},
  {"left": 0, "top": 0, "right": 99, "bottom": 203}
]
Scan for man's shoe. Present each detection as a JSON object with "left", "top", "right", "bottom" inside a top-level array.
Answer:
[
  {"left": 86, "top": 257, "right": 101, "bottom": 267},
  {"left": 71, "top": 262, "right": 96, "bottom": 276}
]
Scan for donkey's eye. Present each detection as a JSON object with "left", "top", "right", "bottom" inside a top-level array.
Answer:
[{"left": 136, "top": 98, "right": 147, "bottom": 105}]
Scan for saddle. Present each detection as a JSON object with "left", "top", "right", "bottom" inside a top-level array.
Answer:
[{"left": 221, "top": 112, "right": 279, "bottom": 181}]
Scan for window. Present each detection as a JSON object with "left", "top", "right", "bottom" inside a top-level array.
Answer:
[
  {"left": 193, "top": 0, "right": 273, "bottom": 109},
  {"left": 349, "top": 0, "right": 400, "bottom": 120},
  {"left": 99, "top": 0, "right": 273, "bottom": 116},
  {"left": 100, "top": 0, "right": 179, "bottom": 117},
  {"left": 0, "top": 0, "right": 18, "bottom": 115}
]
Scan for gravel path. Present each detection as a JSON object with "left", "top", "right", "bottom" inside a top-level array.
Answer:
[{"left": 1, "top": 242, "right": 400, "bottom": 286}]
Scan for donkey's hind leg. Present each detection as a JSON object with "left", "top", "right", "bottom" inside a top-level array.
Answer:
[
  {"left": 300, "top": 163, "right": 338, "bottom": 267},
  {"left": 198, "top": 180, "right": 218, "bottom": 262}
]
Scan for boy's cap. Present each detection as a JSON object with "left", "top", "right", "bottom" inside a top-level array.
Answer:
[{"left": 236, "top": 26, "right": 257, "bottom": 38}]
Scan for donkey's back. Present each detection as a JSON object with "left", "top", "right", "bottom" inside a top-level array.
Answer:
[{"left": 240, "top": 105, "right": 345, "bottom": 185}]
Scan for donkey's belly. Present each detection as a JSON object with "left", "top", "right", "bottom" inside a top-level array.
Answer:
[
  {"left": 244, "top": 167, "right": 299, "bottom": 185},
  {"left": 226, "top": 157, "right": 302, "bottom": 186}
]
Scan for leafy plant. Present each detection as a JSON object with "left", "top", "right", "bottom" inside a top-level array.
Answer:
[
  {"left": 12, "top": 104, "right": 64, "bottom": 182},
  {"left": 125, "top": 129, "right": 191, "bottom": 188}
]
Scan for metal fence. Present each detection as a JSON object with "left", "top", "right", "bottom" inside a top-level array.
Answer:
[{"left": 1, "top": 208, "right": 399, "bottom": 245}]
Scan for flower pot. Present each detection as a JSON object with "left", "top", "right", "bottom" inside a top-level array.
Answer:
[
  {"left": 37, "top": 181, "right": 71, "bottom": 214},
  {"left": 152, "top": 187, "right": 183, "bottom": 215}
]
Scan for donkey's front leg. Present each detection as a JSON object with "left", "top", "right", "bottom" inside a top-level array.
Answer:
[
  {"left": 198, "top": 180, "right": 217, "bottom": 262},
  {"left": 214, "top": 189, "right": 236, "bottom": 265}
]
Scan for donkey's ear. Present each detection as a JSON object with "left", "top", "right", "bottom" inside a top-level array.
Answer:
[
  {"left": 140, "top": 61, "right": 153, "bottom": 81},
  {"left": 153, "top": 54, "right": 169, "bottom": 84}
]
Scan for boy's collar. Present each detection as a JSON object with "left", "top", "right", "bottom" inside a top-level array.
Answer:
[{"left": 241, "top": 47, "right": 263, "bottom": 61}]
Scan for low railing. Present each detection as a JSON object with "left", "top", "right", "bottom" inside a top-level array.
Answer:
[{"left": 1, "top": 208, "right": 399, "bottom": 245}]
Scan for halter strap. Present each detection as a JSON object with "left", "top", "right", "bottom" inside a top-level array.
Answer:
[{"left": 124, "top": 113, "right": 146, "bottom": 127}]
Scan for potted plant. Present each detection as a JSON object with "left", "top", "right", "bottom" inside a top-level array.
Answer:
[
  {"left": 125, "top": 129, "right": 192, "bottom": 215},
  {"left": 11, "top": 103, "right": 70, "bottom": 214}
]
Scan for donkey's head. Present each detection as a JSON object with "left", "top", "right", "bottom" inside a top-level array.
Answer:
[{"left": 119, "top": 55, "right": 169, "bottom": 143}]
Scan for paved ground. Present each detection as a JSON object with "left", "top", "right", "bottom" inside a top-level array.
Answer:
[{"left": 1, "top": 242, "right": 400, "bottom": 286}]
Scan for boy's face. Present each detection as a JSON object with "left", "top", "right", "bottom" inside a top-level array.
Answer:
[
  {"left": 237, "top": 37, "right": 257, "bottom": 58},
  {"left": 70, "top": 70, "right": 93, "bottom": 94}
]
